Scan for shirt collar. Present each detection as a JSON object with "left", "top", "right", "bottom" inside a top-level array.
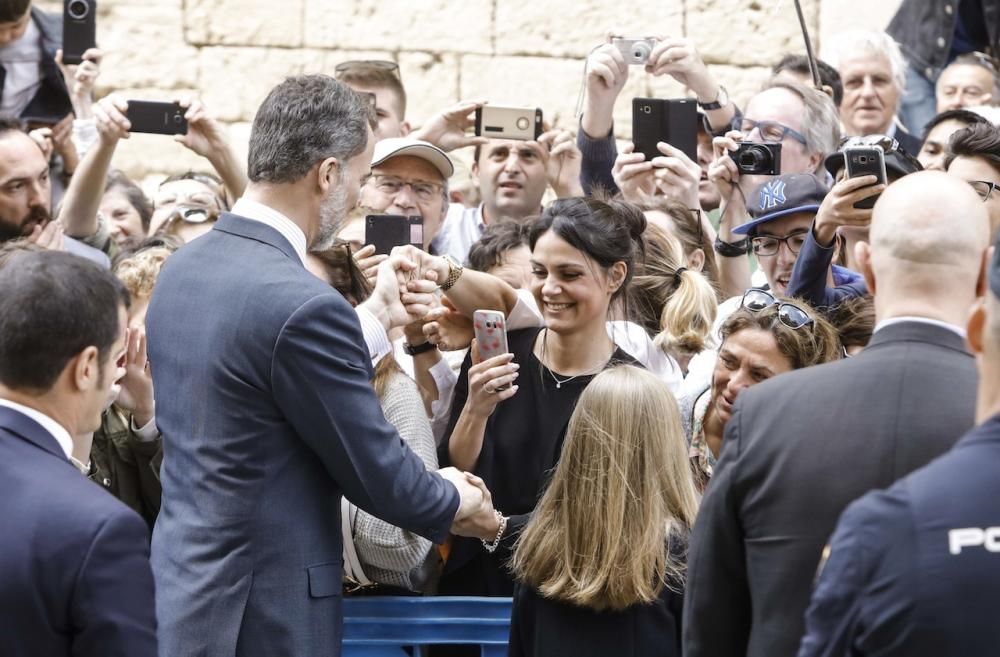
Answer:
[
  {"left": 0, "top": 398, "right": 74, "bottom": 459},
  {"left": 231, "top": 197, "right": 308, "bottom": 266},
  {"left": 874, "top": 316, "right": 967, "bottom": 340}
]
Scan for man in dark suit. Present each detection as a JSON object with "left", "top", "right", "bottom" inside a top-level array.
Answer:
[
  {"left": 146, "top": 75, "right": 490, "bottom": 657},
  {"left": 0, "top": 250, "right": 156, "bottom": 657},
  {"left": 798, "top": 230, "right": 1000, "bottom": 657},
  {"left": 683, "top": 171, "right": 991, "bottom": 657}
]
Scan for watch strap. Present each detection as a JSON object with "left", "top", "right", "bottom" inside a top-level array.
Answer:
[
  {"left": 698, "top": 85, "right": 729, "bottom": 111},
  {"left": 714, "top": 235, "right": 750, "bottom": 257},
  {"left": 403, "top": 341, "right": 438, "bottom": 356}
]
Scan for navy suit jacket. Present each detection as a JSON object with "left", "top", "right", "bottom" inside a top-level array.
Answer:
[
  {"left": 146, "top": 213, "right": 460, "bottom": 657},
  {"left": 0, "top": 406, "right": 157, "bottom": 657},
  {"left": 799, "top": 413, "right": 1000, "bottom": 657}
]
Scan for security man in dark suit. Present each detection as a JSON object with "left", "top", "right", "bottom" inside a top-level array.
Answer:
[
  {"left": 683, "top": 171, "right": 992, "bottom": 657},
  {"left": 798, "top": 229, "right": 1000, "bottom": 657},
  {"left": 0, "top": 250, "right": 156, "bottom": 657}
]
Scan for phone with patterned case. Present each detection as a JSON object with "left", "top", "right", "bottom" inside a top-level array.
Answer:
[{"left": 473, "top": 309, "right": 510, "bottom": 363}]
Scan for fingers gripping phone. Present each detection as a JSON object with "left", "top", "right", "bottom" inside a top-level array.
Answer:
[
  {"left": 364, "top": 215, "right": 424, "bottom": 255},
  {"left": 473, "top": 310, "right": 511, "bottom": 390},
  {"left": 125, "top": 101, "right": 188, "bottom": 135},
  {"left": 843, "top": 146, "right": 887, "bottom": 210},
  {"left": 632, "top": 97, "right": 698, "bottom": 163}
]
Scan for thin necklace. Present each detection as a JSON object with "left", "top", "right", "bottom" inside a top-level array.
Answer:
[{"left": 541, "top": 328, "right": 612, "bottom": 389}]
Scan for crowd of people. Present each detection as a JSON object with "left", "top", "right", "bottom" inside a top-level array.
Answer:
[{"left": 1, "top": 0, "right": 999, "bottom": 655}]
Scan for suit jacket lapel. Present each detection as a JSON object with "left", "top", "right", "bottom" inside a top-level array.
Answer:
[{"left": 0, "top": 406, "right": 71, "bottom": 463}]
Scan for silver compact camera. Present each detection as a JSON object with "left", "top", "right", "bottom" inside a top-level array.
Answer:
[
  {"left": 474, "top": 105, "right": 544, "bottom": 141},
  {"left": 612, "top": 37, "right": 659, "bottom": 66}
]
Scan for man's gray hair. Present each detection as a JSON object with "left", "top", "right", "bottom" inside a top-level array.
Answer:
[
  {"left": 760, "top": 77, "right": 842, "bottom": 161},
  {"left": 821, "top": 30, "right": 908, "bottom": 97},
  {"left": 248, "top": 75, "right": 376, "bottom": 184}
]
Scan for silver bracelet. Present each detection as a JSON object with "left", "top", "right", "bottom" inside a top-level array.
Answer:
[{"left": 481, "top": 511, "right": 507, "bottom": 553}]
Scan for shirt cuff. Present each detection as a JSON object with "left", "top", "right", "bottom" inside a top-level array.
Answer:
[
  {"left": 506, "top": 289, "right": 544, "bottom": 331},
  {"left": 130, "top": 415, "right": 159, "bottom": 442},
  {"left": 356, "top": 306, "right": 392, "bottom": 366},
  {"left": 429, "top": 357, "right": 459, "bottom": 444},
  {"left": 72, "top": 118, "right": 98, "bottom": 158}
]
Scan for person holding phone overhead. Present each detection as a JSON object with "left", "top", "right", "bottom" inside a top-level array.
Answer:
[{"left": 438, "top": 197, "right": 644, "bottom": 601}]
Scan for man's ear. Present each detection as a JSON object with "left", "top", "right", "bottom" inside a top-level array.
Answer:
[
  {"left": 400, "top": 120, "right": 412, "bottom": 137},
  {"left": 967, "top": 299, "right": 987, "bottom": 356},
  {"left": 856, "top": 241, "right": 875, "bottom": 295},
  {"left": 317, "top": 157, "right": 340, "bottom": 193},
  {"left": 807, "top": 151, "right": 824, "bottom": 174},
  {"left": 70, "top": 346, "right": 101, "bottom": 393}
]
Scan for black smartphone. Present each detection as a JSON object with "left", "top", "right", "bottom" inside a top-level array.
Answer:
[
  {"left": 365, "top": 215, "right": 424, "bottom": 256},
  {"left": 632, "top": 98, "right": 698, "bottom": 163},
  {"left": 62, "top": 0, "right": 96, "bottom": 66},
  {"left": 125, "top": 101, "right": 188, "bottom": 135},
  {"left": 843, "top": 146, "right": 887, "bottom": 210}
]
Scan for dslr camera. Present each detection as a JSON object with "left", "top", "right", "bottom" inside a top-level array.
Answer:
[
  {"left": 730, "top": 142, "right": 782, "bottom": 176},
  {"left": 612, "top": 37, "right": 659, "bottom": 66}
]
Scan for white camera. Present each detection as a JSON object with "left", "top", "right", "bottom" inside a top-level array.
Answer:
[{"left": 612, "top": 37, "right": 659, "bottom": 66}]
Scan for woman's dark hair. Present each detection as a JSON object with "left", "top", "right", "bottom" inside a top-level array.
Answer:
[
  {"left": 528, "top": 197, "right": 646, "bottom": 306},
  {"left": 0, "top": 251, "right": 129, "bottom": 393},
  {"left": 467, "top": 220, "right": 530, "bottom": 272},
  {"left": 105, "top": 170, "right": 153, "bottom": 232},
  {"left": 825, "top": 295, "right": 875, "bottom": 352}
]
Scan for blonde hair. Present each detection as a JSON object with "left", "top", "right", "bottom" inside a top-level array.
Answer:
[
  {"left": 631, "top": 223, "right": 718, "bottom": 357},
  {"left": 113, "top": 247, "right": 172, "bottom": 300},
  {"left": 511, "top": 365, "right": 700, "bottom": 611}
]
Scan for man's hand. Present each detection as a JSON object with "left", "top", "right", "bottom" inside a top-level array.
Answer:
[
  {"left": 439, "top": 467, "right": 485, "bottom": 519},
  {"left": 352, "top": 244, "right": 388, "bottom": 288},
  {"left": 537, "top": 128, "right": 583, "bottom": 198},
  {"left": 174, "top": 97, "right": 229, "bottom": 158},
  {"left": 646, "top": 37, "right": 715, "bottom": 99},
  {"left": 50, "top": 113, "right": 79, "bottom": 173},
  {"left": 28, "top": 127, "right": 55, "bottom": 161},
  {"left": 115, "top": 328, "right": 155, "bottom": 428},
  {"left": 612, "top": 142, "right": 656, "bottom": 201},
  {"left": 411, "top": 99, "right": 489, "bottom": 152},
  {"left": 813, "top": 175, "right": 884, "bottom": 247},
  {"left": 422, "top": 299, "right": 474, "bottom": 351},
  {"left": 93, "top": 94, "right": 132, "bottom": 144},
  {"left": 56, "top": 48, "right": 102, "bottom": 118},
  {"left": 650, "top": 142, "right": 702, "bottom": 210},
  {"left": 581, "top": 41, "right": 629, "bottom": 139},
  {"left": 451, "top": 473, "right": 503, "bottom": 540},
  {"left": 27, "top": 221, "right": 65, "bottom": 251}
]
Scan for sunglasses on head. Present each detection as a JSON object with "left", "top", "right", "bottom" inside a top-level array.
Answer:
[
  {"left": 741, "top": 289, "right": 814, "bottom": 330},
  {"left": 334, "top": 59, "right": 402, "bottom": 80}
]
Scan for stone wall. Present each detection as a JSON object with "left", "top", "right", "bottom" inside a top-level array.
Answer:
[{"left": 36, "top": 0, "right": 903, "bottom": 186}]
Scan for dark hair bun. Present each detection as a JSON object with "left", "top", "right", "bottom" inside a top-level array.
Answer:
[{"left": 610, "top": 199, "right": 647, "bottom": 243}]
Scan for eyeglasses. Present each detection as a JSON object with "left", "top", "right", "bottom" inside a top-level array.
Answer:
[
  {"left": 741, "top": 289, "right": 814, "bottom": 330},
  {"left": 370, "top": 175, "right": 443, "bottom": 203},
  {"left": 750, "top": 231, "right": 807, "bottom": 257},
  {"left": 970, "top": 180, "right": 1000, "bottom": 202},
  {"left": 334, "top": 60, "right": 402, "bottom": 80},
  {"left": 735, "top": 118, "right": 808, "bottom": 146}
]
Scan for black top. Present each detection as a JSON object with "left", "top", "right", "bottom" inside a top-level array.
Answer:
[
  {"left": 508, "top": 534, "right": 686, "bottom": 657},
  {"left": 439, "top": 327, "right": 638, "bottom": 595}
]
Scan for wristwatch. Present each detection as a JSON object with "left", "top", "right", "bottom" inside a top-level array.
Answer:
[
  {"left": 403, "top": 341, "right": 438, "bottom": 356},
  {"left": 698, "top": 85, "right": 730, "bottom": 111},
  {"left": 714, "top": 234, "right": 750, "bottom": 257},
  {"left": 440, "top": 255, "right": 464, "bottom": 291}
]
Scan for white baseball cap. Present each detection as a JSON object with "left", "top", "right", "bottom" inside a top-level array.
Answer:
[{"left": 370, "top": 137, "right": 454, "bottom": 179}]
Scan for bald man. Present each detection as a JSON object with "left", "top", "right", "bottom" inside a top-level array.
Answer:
[
  {"left": 799, "top": 211, "right": 1000, "bottom": 657},
  {"left": 684, "top": 172, "right": 990, "bottom": 657}
]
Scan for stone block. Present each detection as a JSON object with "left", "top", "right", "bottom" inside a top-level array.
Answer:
[
  {"left": 96, "top": 3, "right": 199, "bottom": 91},
  {"left": 494, "top": 0, "right": 684, "bottom": 58},
  {"left": 460, "top": 55, "right": 586, "bottom": 130},
  {"left": 704, "top": 64, "right": 773, "bottom": 110},
  {"left": 303, "top": 0, "right": 493, "bottom": 54},
  {"left": 398, "top": 52, "right": 461, "bottom": 129},
  {"left": 688, "top": 0, "right": 820, "bottom": 68},
  {"left": 818, "top": 0, "right": 903, "bottom": 51},
  {"left": 110, "top": 132, "right": 210, "bottom": 182},
  {"left": 184, "top": 0, "right": 304, "bottom": 47}
]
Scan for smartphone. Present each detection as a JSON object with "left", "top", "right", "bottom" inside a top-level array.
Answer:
[
  {"left": 632, "top": 97, "right": 698, "bottom": 163},
  {"left": 125, "top": 101, "right": 188, "bottom": 135},
  {"left": 843, "top": 146, "right": 887, "bottom": 210},
  {"left": 474, "top": 105, "right": 543, "bottom": 141},
  {"left": 62, "top": 0, "right": 96, "bottom": 66},
  {"left": 473, "top": 310, "right": 510, "bottom": 388},
  {"left": 364, "top": 214, "right": 423, "bottom": 255}
]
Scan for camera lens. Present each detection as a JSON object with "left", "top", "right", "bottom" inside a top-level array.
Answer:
[
  {"left": 516, "top": 117, "right": 530, "bottom": 131},
  {"left": 739, "top": 148, "right": 765, "bottom": 169},
  {"left": 67, "top": 0, "right": 90, "bottom": 20},
  {"left": 632, "top": 42, "right": 652, "bottom": 62},
  {"left": 174, "top": 114, "right": 183, "bottom": 123},
  {"left": 859, "top": 155, "right": 868, "bottom": 164}
]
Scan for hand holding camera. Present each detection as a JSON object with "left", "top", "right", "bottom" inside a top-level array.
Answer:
[
  {"left": 708, "top": 130, "right": 751, "bottom": 217},
  {"left": 612, "top": 142, "right": 656, "bottom": 202},
  {"left": 93, "top": 94, "right": 132, "bottom": 143},
  {"left": 55, "top": 47, "right": 102, "bottom": 118},
  {"left": 173, "top": 97, "right": 227, "bottom": 158},
  {"left": 411, "top": 99, "right": 489, "bottom": 152},
  {"left": 581, "top": 40, "right": 629, "bottom": 140},
  {"left": 537, "top": 128, "right": 583, "bottom": 198},
  {"left": 812, "top": 175, "right": 885, "bottom": 247}
]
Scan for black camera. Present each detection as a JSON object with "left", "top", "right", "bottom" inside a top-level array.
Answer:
[
  {"left": 62, "top": 0, "right": 96, "bottom": 65},
  {"left": 730, "top": 142, "right": 782, "bottom": 176}
]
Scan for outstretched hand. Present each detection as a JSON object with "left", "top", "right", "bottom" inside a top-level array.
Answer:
[{"left": 411, "top": 99, "right": 489, "bottom": 152}]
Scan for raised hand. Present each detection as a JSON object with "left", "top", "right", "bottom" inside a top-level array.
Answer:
[
  {"left": 115, "top": 327, "right": 155, "bottom": 428},
  {"left": 613, "top": 142, "right": 657, "bottom": 201},
  {"left": 537, "top": 128, "right": 583, "bottom": 198},
  {"left": 92, "top": 94, "right": 132, "bottom": 144},
  {"left": 650, "top": 141, "right": 702, "bottom": 210},
  {"left": 352, "top": 244, "right": 388, "bottom": 288},
  {"left": 56, "top": 47, "right": 103, "bottom": 118},
  {"left": 422, "top": 299, "right": 474, "bottom": 351},
  {"left": 813, "top": 175, "right": 883, "bottom": 246},
  {"left": 174, "top": 97, "right": 228, "bottom": 158},
  {"left": 464, "top": 340, "right": 519, "bottom": 417},
  {"left": 411, "top": 99, "right": 489, "bottom": 152},
  {"left": 581, "top": 39, "right": 629, "bottom": 140}
]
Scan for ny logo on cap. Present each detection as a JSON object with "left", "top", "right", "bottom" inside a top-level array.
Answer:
[{"left": 759, "top": 180, "right": 787, "bottom": 211}]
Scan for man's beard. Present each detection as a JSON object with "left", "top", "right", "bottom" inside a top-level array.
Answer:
[
  {"left": 310, "top": 177, "right": 350, "bottom": 251},
  {"left": 0, "top": 205, "right": 51, "bottom": 242}
]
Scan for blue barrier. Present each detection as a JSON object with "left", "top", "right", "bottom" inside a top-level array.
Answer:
[{"left": 342, "top": 596, "right": 513, "bottom": 657}]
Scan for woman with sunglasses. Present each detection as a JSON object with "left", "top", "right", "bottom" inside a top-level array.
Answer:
[{"left": 680, "top": 290, "right": 842, "bottom": 490}]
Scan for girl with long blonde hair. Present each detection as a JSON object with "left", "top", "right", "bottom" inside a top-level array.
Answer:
[{"left": 509, "top": 365, "right": 699, "bottom": 657}]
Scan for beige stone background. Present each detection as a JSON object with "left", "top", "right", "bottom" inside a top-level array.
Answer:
[{"left": 36, "top": 0, "right": 903, "bottom": 186}]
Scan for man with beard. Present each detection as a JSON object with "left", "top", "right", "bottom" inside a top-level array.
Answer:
[
  {"left": 145, "top": 75, "right": 495, "bottom": 657},
  {"left": 0, "top": 118, "right": 106, "bottom": 265}
]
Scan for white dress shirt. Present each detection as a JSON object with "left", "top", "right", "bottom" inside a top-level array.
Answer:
[
  {"left": 0, "top": 398, "right": 73, "bottom": 459},
  {"left": 0, "top": 19, "right": 43, "bottom": 118},
  {"left": 231, "top": 197, "right": 392, "bottom": 364}
]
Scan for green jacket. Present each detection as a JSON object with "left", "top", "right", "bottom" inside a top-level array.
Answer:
[{"left": 88, "top": 407, "right": 162, "bottom": 531}]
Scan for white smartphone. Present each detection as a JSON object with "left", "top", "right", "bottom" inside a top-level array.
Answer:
[{"left": 473, "top": 310, "right": 509, "bottom": 361}]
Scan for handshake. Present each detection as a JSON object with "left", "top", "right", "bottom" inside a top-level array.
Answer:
[
  {"left": 358, "top": 245, "right": 455, "bottom": 333},
  {"left": 438, "top": 467, "right": 504, "bottom": 541}
]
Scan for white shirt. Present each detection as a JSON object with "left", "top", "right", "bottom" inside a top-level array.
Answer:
[
  {"left": 0, "top": 19, "right": 43, "bottom": 118},
  {"left": 232, "top": 197, "right": 392, "bottom": 364},
  {"left": 432, "top": 203, "right": 486, "bottom": 264},
  {"left": 874, "top": 316, "right": 967, "bottom": 340},
  {"left": 0, "top": 398, "right": 73, "bottom": 459}
]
